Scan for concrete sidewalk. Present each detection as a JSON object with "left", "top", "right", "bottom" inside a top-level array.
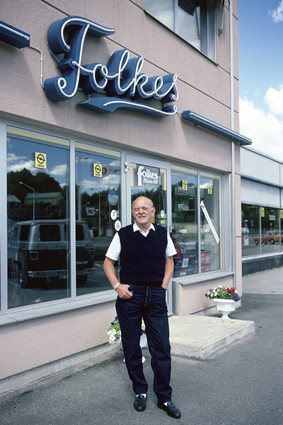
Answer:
[
  {"left": 0, "top": 272, "right": 260, "bottom": 397},
  {"left": 1, "top": 267, "right": 283, "bottom": 425},
  {"left": 169, "top": 314, "right": 255, "bottom": 360},
  {"left": 168, "top": 265, "right": 283, "bottom": 360}
]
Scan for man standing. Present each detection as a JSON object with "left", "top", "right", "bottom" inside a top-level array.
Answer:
[{"left": 103, "top": 196, "right": 181, "bottom": 419}]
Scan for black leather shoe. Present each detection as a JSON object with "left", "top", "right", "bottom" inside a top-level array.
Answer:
[
  {"left": 157, "top": 401, "right": 181, "bottom": 419},
  {"left": 134, "top": 394, "right": 147, "bottom": 412}
]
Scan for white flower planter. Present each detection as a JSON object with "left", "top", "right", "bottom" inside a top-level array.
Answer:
[
  {"left": 214, "top": 299, "right": 236, "bottom": 319},
  {"left": 140, "top": 333, "right": 147, "bottom": 348}
]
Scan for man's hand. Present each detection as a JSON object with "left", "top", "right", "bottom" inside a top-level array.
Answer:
[{"left": 116, "top": 284, "right": 133, "bottom": 299}]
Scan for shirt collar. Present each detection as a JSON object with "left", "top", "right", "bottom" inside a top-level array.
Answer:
[{"left": 133, "top": 222, "right": 155, "bottom": 234}]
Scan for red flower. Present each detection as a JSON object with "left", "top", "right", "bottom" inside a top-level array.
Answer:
[{"left": 225, "top": 287, "right": 235, "bottom": 293}]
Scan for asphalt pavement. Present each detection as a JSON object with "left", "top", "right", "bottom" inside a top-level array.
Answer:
[{"left": 1, "top": 267, "right": 283, "bottom": 425}]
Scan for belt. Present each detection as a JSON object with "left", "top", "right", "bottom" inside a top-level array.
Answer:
[{"left": 123, "top": 282, "right": 162, "bottom": 287}]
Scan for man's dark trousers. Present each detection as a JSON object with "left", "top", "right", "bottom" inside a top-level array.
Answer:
[{"left": 116, "top": 284, "right": 172, "bottom": 403}]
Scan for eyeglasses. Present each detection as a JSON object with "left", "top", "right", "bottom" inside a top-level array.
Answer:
[{"left": 132, "top": 206, "right": 153, "bottom": 213}]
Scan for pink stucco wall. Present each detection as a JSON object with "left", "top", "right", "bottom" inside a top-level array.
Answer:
[{"left": 0, "top": 0, "right": 241, "bottom": 382}]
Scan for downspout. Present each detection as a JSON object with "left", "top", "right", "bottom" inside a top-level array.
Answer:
[{"left": 229, "top": 0, "right": 236, "bottom": 286}]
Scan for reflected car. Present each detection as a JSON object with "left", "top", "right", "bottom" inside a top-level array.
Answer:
[
  {"left": 253, "top": 232, "right": 283, "bottom": 245},
  {"left": 8, "top": 219, "right": 95, "bottom": 288}
]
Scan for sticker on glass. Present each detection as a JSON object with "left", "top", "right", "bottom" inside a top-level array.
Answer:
[
  {"left": 115, "top": 220, "right": 121, "bottom": 231},
  {"left": 35, "top": 152, "right": 47, "bottom": 169},
  {"left": 111, "top": 210, "right": 117, "bottom": 220},
  {"left": 93, "top": 163, "right": 103, "bottom": 177}
]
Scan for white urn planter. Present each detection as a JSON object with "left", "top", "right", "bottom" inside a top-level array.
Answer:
[
  {"left": 140, "top": 332, "right": 147, "bottom": 348},
  {"left": 214, "top": 299, "right": 236, "bottom": 319}
]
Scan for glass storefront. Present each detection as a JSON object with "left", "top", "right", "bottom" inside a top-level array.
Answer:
[
  {"left": 242, "top": 203, "right": 283, "bottom": 257},
  {"left": 75, "top": 146, "right": 121, "bottom": 296},
  {"left": 171, "top": 167, "right": 198, "bottom": 276},
  {"left": 7, "top": 131, "right": 70, "bottom": 307},
  {"left": 2, "top": 125, "right": 225, "bottom": 312},
  {"left": 171, "top": 166, "right": 221, "bottom": 277},
  {"left": 200, "top": 174, "right": 220, "bottom": 272},
  {"left": 6, "top": 129, "right": 121, "bottom": 308}
]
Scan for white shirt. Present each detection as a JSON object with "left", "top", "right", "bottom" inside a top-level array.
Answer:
[{"left": 105, "top": 223, "right": 177, "bottom": 261}]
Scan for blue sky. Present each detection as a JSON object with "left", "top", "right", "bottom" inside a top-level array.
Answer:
[{"left": 239, "top": 0, "right": 283, "bottom": 160}]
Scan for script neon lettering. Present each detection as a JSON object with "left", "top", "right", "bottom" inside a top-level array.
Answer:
[{"left": 44, "top": 16, "right": 178, "bottom": 116}]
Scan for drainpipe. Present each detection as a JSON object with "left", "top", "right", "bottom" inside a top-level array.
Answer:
[{"left": 229, "top": 0, "right": 236, "bottom": 286}]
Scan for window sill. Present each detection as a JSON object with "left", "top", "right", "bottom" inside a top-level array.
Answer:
[
  {"left": 172, "top": 271, "right": 234, "bottom": 286},
  {"left": 0, "top": 290, "right": 116, "bottom": 327}
]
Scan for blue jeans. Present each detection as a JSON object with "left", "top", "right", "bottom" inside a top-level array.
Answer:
[{"left": 116, "top": 285, "right": 172, "bottom": 403}]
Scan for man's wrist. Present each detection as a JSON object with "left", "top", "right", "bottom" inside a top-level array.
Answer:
[{"left": 113, "top": 282, "right": 120, "bottom": 290}]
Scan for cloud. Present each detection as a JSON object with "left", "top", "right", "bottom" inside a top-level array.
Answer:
[
  {"left": 7, "top": 152, "right": 35, "bottom": 172},
  {"left": 269, "top": 0, "right": 283, "bottom": 22},
  {"left": 264, "top": 85, "right": 283, "bottom": 115},
  {"left": 50, "top": 163, "right": 67, "bottom": 177},
  {"left": 239, "top": 97, "right": 283, "bottom": 160}
]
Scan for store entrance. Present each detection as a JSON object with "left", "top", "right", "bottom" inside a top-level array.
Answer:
[{"left": 125, "top": 155, "right": 173, "bottom": 313}]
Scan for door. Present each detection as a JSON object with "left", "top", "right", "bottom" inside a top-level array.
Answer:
[{"left": 124, "top": 155, "right": 173, "bottom": 313}]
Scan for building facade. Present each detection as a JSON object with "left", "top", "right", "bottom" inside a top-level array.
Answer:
[
  {"left": 0, "top": 0, "right": 249, "bottom": 392},
  {"left": 241, "top": 147, "right": 283, "bottom": 274}
]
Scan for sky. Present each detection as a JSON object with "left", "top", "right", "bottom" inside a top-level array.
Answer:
[{"left": 238, "top": 0, "right": 283, "bottom": 161}]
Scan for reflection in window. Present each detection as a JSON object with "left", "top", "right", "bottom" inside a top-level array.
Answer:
[
  {"left": 172, "top": 168, "right": 221, "bottom": 277},
  {"left": 144, "top": 0, "right": 217, "bottom": 60},
  {"left": 242, "top": 204, "right": 283, "bottom": 257},
  {"left": 75, "top": 149, "right": 121, "bottom": 295},
  {"left": 171, "top": 170, "right": 197, "bottom": 277},
  {"left": 200, "top": 174, "right": 220, "bottom": 272},
  {"left": 7, "top": 132, "right": 70, "bottom": 308},
  {"left": 39, "top": 224, "right": 60, "bottom": 241},
  {"left": 130, "top": 163, "right": 167, "bottom": 228}
]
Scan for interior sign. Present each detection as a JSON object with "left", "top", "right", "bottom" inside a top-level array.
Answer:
[
  {"left": 35, "top": 152, "right": 47, "bottom": 169},
  {"left": 93, "top": 163, "right": 103, "bottom": 177},
  {"left": 44, "top": 16, "right": 178, "bottom": 118},
  {"left": 137, "top": 165, "right": 159, "bottom": 186},
  {"left": 182, "top": 180, "right": 188, "bottom": 191}
]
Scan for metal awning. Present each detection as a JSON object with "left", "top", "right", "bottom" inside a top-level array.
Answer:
[
  {"left": 0, "top": 20, "right": 30, "bottom": 48},
  {"left": 182, "top": 110, "right": 252, "bottom": 146}
]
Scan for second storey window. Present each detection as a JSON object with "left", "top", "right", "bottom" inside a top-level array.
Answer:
[{"left": 144, "top": 0, "right": 217, "bottom": 60}]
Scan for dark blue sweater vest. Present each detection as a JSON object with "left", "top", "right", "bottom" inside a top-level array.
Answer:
[{"left": 118, "top": 224, "right": 167, "bottom": 285}]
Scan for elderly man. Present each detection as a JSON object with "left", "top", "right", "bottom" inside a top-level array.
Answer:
[{"left": 103, "top": 196, "right": 181, "bottom": 419}]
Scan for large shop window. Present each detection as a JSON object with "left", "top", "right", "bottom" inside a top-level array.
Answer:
[
  {"left": 75, "top": 145, "right": 121, "bottom": 296},
  {"left": 171, "top": 167, "right": 221, "bottom": 277},
  {"left": 144, "top": 0, "right": 217, "bottom": 60},
  {"left": 242, "top": 204, "right": 283, "bottom": 257},
  {"left": 7, "top": 130, "right": 70, "bottom": 308},
  {"left": 6, "top": 129, "right": 121, "bottom": 309},
  {"left": 200, "top": 174, "right": 220, "bottom": 272}
]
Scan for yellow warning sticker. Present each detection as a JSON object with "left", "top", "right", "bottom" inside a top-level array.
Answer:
[
  {"left": 93, "top": 163, "right": 103, "bottom": 177},
  {"left": 182, "top": 180, "right": 188, "bottom": 191},
  {"left": 35, "top": 152, "right": 47, "bottom": 169}
]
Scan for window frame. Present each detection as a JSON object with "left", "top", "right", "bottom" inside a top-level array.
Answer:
[
  {"left": 144, "top": 0, "right": 217, "bottom": 60},
  {"left": 0, "top": 121, "right": 228, "bottom": 325},
  {"left": 171, "top": 164, "right": 224, "bottom": 279},
  {"left": 0, "top": 123, "right": 120, "bottom": 325},
  {"left": 242, "top": 203, "right": 283, "bottom": 258}
]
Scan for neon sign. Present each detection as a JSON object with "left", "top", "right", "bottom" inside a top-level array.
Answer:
[{"left": 44, "top": 16, "right": 178, "bottom": 117}]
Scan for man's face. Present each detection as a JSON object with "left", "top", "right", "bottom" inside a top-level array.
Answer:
[{"left": 132, "top": 197, "right": 155, "bottom": 227}]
